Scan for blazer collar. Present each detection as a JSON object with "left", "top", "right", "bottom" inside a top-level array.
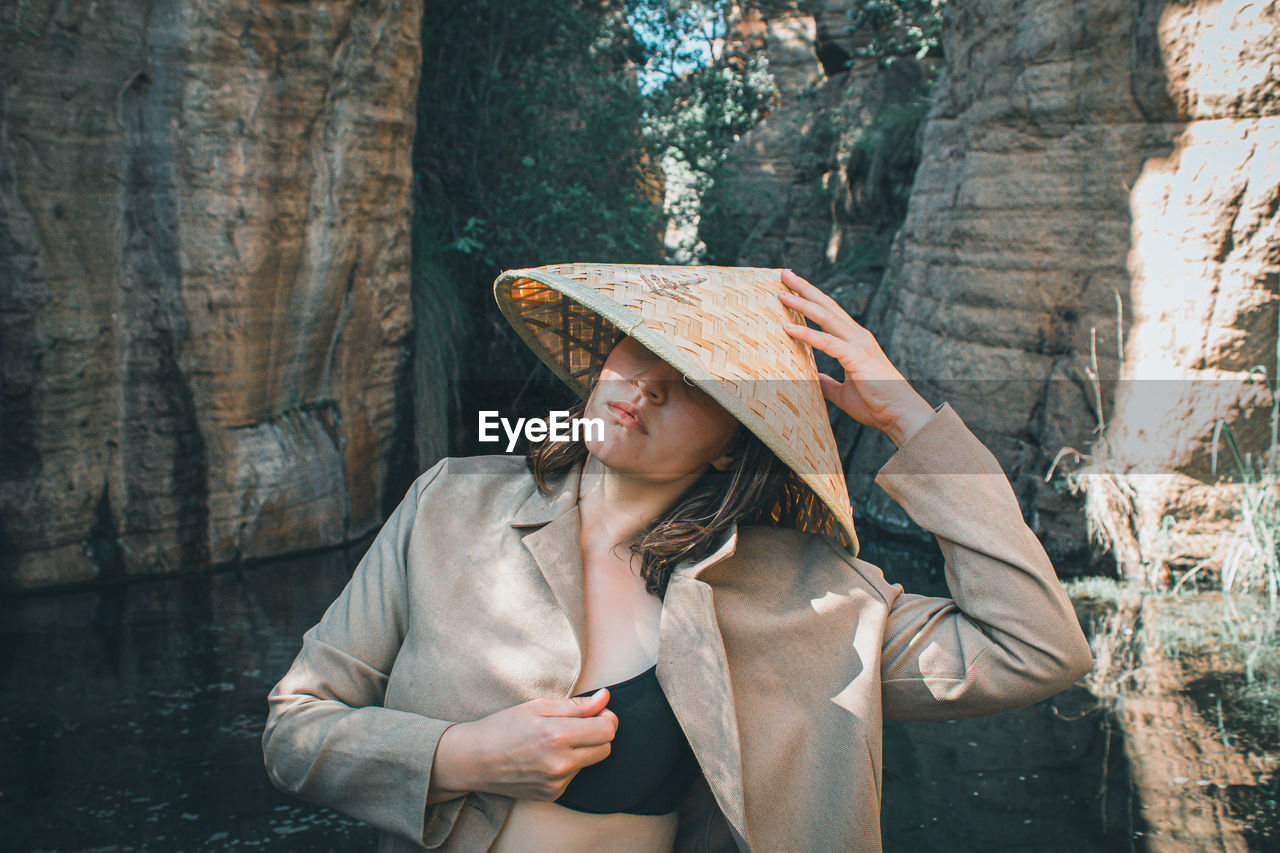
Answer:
[
  {"left": 507, "top": 454, "right": 749, "bottom": 846},
  {"left": 508, "top": 456, "right": 739, "bottom": 578},
  {"left": 508, "top": 457, "right": 585, "bottom": 528}
]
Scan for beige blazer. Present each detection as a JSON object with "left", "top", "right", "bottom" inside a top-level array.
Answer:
[{"left": 261, "top": 402, "right": 1094, "bottom": 853}]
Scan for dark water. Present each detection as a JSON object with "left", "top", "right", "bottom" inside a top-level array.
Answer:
[
  {"left": 864, "top": 538, "right": 1147, "bottom": 853},
  {"left": 1182, "top": 673, "right": 1280, "bottom": 849},
  {"left": 0, "top": 534, "right": 1143, "bottom": 852},
  {"left": 0, "top": 546, "right": 380, "bottom": 852}
]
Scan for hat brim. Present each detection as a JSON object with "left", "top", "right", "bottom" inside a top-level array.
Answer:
[{"left": 494, "top": 264, "right": 859, "bottom": 556}]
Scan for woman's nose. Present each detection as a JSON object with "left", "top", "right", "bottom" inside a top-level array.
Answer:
[{"left": 633, "top": 371, "right": 669, "bottom": 404}]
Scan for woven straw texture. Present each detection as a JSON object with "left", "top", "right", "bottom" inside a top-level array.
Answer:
[{"left": 493, "top": 262, "right": 858, "bottom": 556}]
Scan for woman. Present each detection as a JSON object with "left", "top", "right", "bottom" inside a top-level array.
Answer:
[{"left": 262, "top": 264, "right": 1094, "bottom": 853}]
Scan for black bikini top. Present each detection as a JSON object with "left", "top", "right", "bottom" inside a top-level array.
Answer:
[{"left": 554, "top": 663, "right": 701, "bottom": 816}]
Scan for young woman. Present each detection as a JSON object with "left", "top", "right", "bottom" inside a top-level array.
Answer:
[{"left": 262, "top": 265, "right": 1094, "bottom": 853}]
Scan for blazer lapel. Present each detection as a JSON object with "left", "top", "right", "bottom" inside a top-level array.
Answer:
[
  {"left": 661, "top": 525, "right": 752, "bottom": 850},
  {"left": 510, "top": 460, "right": 589, "bottom": 684},
  {"left": 509, "top": 460, "right": 751, "bottom": 848}
]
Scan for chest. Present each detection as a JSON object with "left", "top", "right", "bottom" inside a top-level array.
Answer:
[
  {"left": 572, "top": 543, "right": 664, "bottom": 695},
  {"left": 390, "top": 516, "right": 671, "bottom": 718}
]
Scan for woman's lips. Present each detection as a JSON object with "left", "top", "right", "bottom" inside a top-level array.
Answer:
[{"left": 607, "top": 402, "right": 647, "bottom": 434}]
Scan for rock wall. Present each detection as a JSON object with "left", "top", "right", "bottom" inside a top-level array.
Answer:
[
  {"left": 705, "top": 1, "right": 933, "bottom": 311},
  {"left": 860, "top": 0, "right": 1279, "bottom": 577},
  {"left": 708, "top": 0, "right": 1280, "bottom": 576},
  {"left": 0, "top": 0, "right": 423, "bottom": 590}
]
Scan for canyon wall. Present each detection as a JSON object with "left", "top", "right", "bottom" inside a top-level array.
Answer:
[
  {"left": 709, "top": 0, "right": 1280, "bottom": 578},
  {"left": 0, "top": 0, "right": 423, "bottom": 590},
  {"left": 862, "top": 0, "right": 1279, "bottom": 578}
]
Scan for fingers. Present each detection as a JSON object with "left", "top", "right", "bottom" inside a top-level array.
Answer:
[
  {"left": 572, "top": 741, "right": 613, "bottom": 769},
  {"left": 782, "top": 320, "right": 849, "bottom": 362},
  {"left": 779, "top": 269, "right": 846, "bottom": 318},
  {"left": 545, "top": 688, "right": 610, "bottom": 718},
  {"left": 778, "top": 291, "right": 853, "bottom": 341},
  {"left": 779, "top": 270, "right": 872, "bottom": 341},
  {"left": 542, "top": 707, "right": 618, "bottom": 749},
  {"left": 556, "top": 715, "right": 618, "bottom": 749},
  {"left": 817, "top": 372, "right": 842, "bottom": 401}
]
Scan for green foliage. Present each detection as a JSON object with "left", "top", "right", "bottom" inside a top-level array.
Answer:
[
  {"left": 1193, "top": 322, "right": 1280, "bottom": 683},
  {"left": 845, "top": 0, "right": 946, "bottom": 66},
  {"left": 446, "top": 217, "right": 488, "bottom": 257},
  {"left": 409, "top": 206, "right": 468, "bottom": 463},
  {"left": 632, "top": 1, "right": 782, "bottom": 263},
  {"left": 692, "top": 2, "right": 939, "bottom": 270},
  {"left": 417, "top": 0, "right": 667, "bottom": 272},
  {"left": 642, "top": 51, "right": 777, "bottom": 176},
  {"left": 413, "top": 0, "right": 786, "bottom": 450},
  {"left": 648, "top": 53, "right": 778, "bottom": 263},
  {"left": 1201, "top": 408, "right": 1280, "bottom": 604},
  {"left": 1066, "top": 576, "right": 1280, "bottom": 729},
  {"left": 849, "top": 85, "right": 934, "bottom": 161},
  {"left": 1062, "top": 575, "right": 1140, "bottom": 606},
  {"left": 835, "top": 70, "right": 936, "bottom": 277},
  {"left": 838, "top": 235, "right": 894, "bottom": 276},
  {"left": 695, "top": 177, "right": 758, "bottom": 267},
  {"left": 415, "top": 0, "right": 662, "bottom": 450}
]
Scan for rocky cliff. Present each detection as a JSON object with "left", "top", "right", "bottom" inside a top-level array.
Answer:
[
  {"left": 868, "top": 0, "right": 1279, "bottom": 578},
  {"left": 707, "top": 0, "right": 1280, "bottom": 577},
  {"left": 1, "top": 0, "right": 423, "bottom": 590}
]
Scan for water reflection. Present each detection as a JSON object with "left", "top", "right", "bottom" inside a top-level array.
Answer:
[
  {"left": 0, "top": 542, "right": 379, "bottom": 851},
  {"left": 0, "top": 531, "right": 1144, "bottom": 850}
]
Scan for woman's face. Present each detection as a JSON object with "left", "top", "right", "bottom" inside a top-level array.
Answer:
[{"left": 582, "top": 336, "right": 739, "bottom": 483}]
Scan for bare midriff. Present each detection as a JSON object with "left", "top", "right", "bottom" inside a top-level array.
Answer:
[
  {"left": 485, "top": 799, "right": 679, "bottom": 853},
  {"left": 486, "top": 506, "right": 683, "bottom": 852}
]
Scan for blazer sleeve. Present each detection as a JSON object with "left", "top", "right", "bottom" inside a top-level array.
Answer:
[
  {"left": 861, "top": 402, "right": 1094, "bottom": 721},
  {"left": 261, "top": 457, "right": 468, "bottom": 849}
]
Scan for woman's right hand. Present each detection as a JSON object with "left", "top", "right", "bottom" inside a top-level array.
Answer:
[{"left": 427, "top": 689, "right": 618, "bottom": 804}]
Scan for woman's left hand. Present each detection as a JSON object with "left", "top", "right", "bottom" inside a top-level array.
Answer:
[{"left": 778, "top": 269, "right": 936, "bottom": 447}]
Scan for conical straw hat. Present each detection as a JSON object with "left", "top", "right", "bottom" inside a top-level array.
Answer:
[{"left": 493, "top": 262, "right": 858, "bottom": 556}]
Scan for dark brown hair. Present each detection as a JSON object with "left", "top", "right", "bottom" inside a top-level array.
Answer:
[{"left": 526, "top": 392, "right": 792, "bottom": 599}]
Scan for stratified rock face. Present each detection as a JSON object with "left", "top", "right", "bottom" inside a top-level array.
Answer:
[
  {"left": 0, "top": 0, "right": 422, "bottom": 590},
  {"left": 706, "top": 1, "right": 931, "bottom": 306},
  {"left": 852, "top": 0, "right": 1279, "bottom": 572},
  {"left": 707, "top": 0, "right": 1278, "bottom": 574},
  {"left": 706, "top": 53, "right": 929, "bottom": 298}
]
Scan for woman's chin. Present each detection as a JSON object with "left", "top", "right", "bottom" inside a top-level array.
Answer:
[{"left": 584, "top": 440, "right": 648, "bottom": 476}]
